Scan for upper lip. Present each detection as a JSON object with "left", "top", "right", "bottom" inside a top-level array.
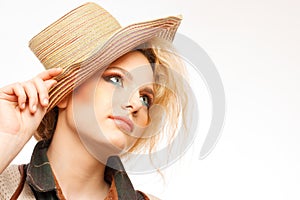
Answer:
[{"left": 109, "top": 115, "right": 134, "bottom": 132}]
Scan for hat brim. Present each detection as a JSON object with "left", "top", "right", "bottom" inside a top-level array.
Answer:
[{"left": 47, "top": 15, "right": 182, "bottom": 111}]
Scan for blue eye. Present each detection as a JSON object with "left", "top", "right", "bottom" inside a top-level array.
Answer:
[
  {"left": 140, "top": 95, "right": 152, "bottom": 108},
  {"left": 104, "top": 74, "right": 123, "bottom": 87}
]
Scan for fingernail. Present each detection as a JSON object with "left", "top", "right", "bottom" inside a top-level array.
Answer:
[
  {"left": 43, "top": 98, "right": 49, "bottom": 105},
  {"left": 21, "top": 103, "right": 25, "bottom": 109},
  {"left": 32, "top": 105, "right": 37, "bottom": 112}
]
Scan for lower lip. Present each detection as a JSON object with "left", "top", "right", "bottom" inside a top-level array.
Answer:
[{"left": 113, "top": 119, "right": 133, "bottom": 133}]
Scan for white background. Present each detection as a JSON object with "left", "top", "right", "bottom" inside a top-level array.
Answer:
[{"left": 1, "top": 0, "right": 300, "bottom": 199}]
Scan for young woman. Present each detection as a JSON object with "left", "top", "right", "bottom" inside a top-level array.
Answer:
[{"left": 0, "top": 2, "right": 188, "bottom": 199}]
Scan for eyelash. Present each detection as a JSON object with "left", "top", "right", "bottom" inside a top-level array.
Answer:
[
  {"left": 140, "top": 93, "right": 153, "bottom": 108},
  {"left": 103, "top": 72, "right": 124, "bottom": 87},
  {"left": 103, "top": 71, "right": 154, "bottom": 108}
]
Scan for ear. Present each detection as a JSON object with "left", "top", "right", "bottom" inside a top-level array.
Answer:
[{"left": 56, "top": 95, "right": 70, "bottom": 109}]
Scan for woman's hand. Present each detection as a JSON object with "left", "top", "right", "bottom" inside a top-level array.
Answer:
[{"left": 0, "top": 68, "right": 62, "bottom": 173}]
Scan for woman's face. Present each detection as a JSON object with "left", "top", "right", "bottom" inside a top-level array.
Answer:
[{"left": 64, "top": 51, "right": 154, "bottom": 160}]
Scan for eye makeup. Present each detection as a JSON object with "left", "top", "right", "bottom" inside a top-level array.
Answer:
[
  {"left": 102, "top": 66, "right": 155, "bottom": 108},
  {"left": 139, "top": 87, "right": 154, "bottom": 108}
]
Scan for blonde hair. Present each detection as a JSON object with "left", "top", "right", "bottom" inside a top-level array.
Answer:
[
  {"left": 35, "top": 37, "right": 189, "bottom": 156},
  {"left": 128, "top": 38, "right": 189, "bottom": 155}
]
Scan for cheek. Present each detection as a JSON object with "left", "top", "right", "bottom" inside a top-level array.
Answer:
[
  {"left": 94, "top": 82, "right": 114, "bottom": 114},
  {"left": 135, "top": 109, "right": 150, "bottom": 127}
]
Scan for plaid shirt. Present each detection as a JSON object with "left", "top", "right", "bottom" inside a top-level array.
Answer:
[{"left": 24, "top": 140, "right": 149, "bottom": 200}]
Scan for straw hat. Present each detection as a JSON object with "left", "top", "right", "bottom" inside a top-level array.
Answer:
[{"left": 29, "top": 2, "right": 182, "bottom": 111}]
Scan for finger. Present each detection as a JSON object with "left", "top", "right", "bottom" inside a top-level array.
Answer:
[
  {"left": 32, "top": 77, "right": 49, "bottom": 107},
  {"left": 37, "top": 68, "right": 63, "bottom": 81},
  {"left": 44, "top": 79, "right": 58, "bottom": 90},
  {"left": 0, "top": 83, "right": 26, "bottom": 108},
  {"left": 12, "top": 83, "right": 27, "bottom": 109},
  {"left": 23, "top": 81, "right": 38, "bottom": 113}
]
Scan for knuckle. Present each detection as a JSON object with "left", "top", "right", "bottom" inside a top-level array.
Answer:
[
  {"left": 14, "top": 82, "right": 22, "bottom": 89},
  {"left": 19, "top": 95, "right": 27, "bottom": 102},
  {"left": 33, "top": 77, "right": 41, "bottom": 84},
  {"left": 13, "top": 82, "right": 24, "bottom": 93},
  {"left": 34, "top": 77, "right": 46, "bottom": 88},
  {"left": 22, "top": 80, "right": 31, "bottom": 87}
]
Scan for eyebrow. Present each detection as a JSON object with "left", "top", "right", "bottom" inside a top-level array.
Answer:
[
  {"left": 141, "top": 86, "right": 154, "bottom": 97},
  {"left": 106, "top": 66, "right": 133, "bottom": 80}
]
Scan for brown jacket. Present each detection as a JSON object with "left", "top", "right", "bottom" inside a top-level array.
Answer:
[{"left": 0, "top": 141, "right": 150, "bottom": 200}]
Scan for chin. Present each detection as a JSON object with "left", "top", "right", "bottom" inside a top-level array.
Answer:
[{"left": 105, "top": 131, "right": 133, "bottom": 152}]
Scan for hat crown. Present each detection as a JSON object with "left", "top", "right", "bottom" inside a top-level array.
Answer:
[
  {"left": 29, "top": 2, "right": 121, "bottom": 70},
  {"left": 28, "top": 2, "right": 182, "bottom": 110}
]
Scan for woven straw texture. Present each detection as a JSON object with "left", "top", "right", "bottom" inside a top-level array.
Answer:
[
  {"left": 0, "top": 165, "right": 34, "bottom": 200},
  {"left": 29, "top": 2, "right": 182, "bottom": 111}
]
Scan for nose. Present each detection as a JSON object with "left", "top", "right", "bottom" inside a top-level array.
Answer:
[{"left": 123, "top": 90, "right": 143, "bottom": 114}]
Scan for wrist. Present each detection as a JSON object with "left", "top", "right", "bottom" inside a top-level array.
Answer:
[{"left": 0, "top": 132, "right": 32, "bottom": 174}]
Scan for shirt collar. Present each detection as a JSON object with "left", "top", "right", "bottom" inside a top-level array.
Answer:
[
  {"left": 26, "top": 140, "right": 55, "bottom": 192},
  {"left": 104, "top": 156, "right": 137, "bottom": 199},
  {"left": 26, "top": 140, "right": 138, "bottom": 199}
]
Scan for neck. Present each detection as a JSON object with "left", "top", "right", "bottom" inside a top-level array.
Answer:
[{"left": 47, "top": 118, "right": 110, "bottom": 199}]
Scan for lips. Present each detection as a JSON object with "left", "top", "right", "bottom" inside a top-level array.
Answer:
[{"left": 109, "top": 115, "right": 134, "bottom": 133}]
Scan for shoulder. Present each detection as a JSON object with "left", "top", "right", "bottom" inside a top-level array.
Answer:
[
  {"left": 0, "top": 165, "right": 21, "bottom": 199},
  {"left": 0, "top": 164, "right": 35, "bottom": 199}
]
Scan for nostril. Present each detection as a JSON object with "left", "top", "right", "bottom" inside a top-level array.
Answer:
[
  {"left": 121, "top": 104, "right": 131, "bottom": 110},
  {"left": 125, "top": 104, "right": 133, "bottom": 110},
  {"left": 132, "top": 110, "right": 138, "bottom": 115}
]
